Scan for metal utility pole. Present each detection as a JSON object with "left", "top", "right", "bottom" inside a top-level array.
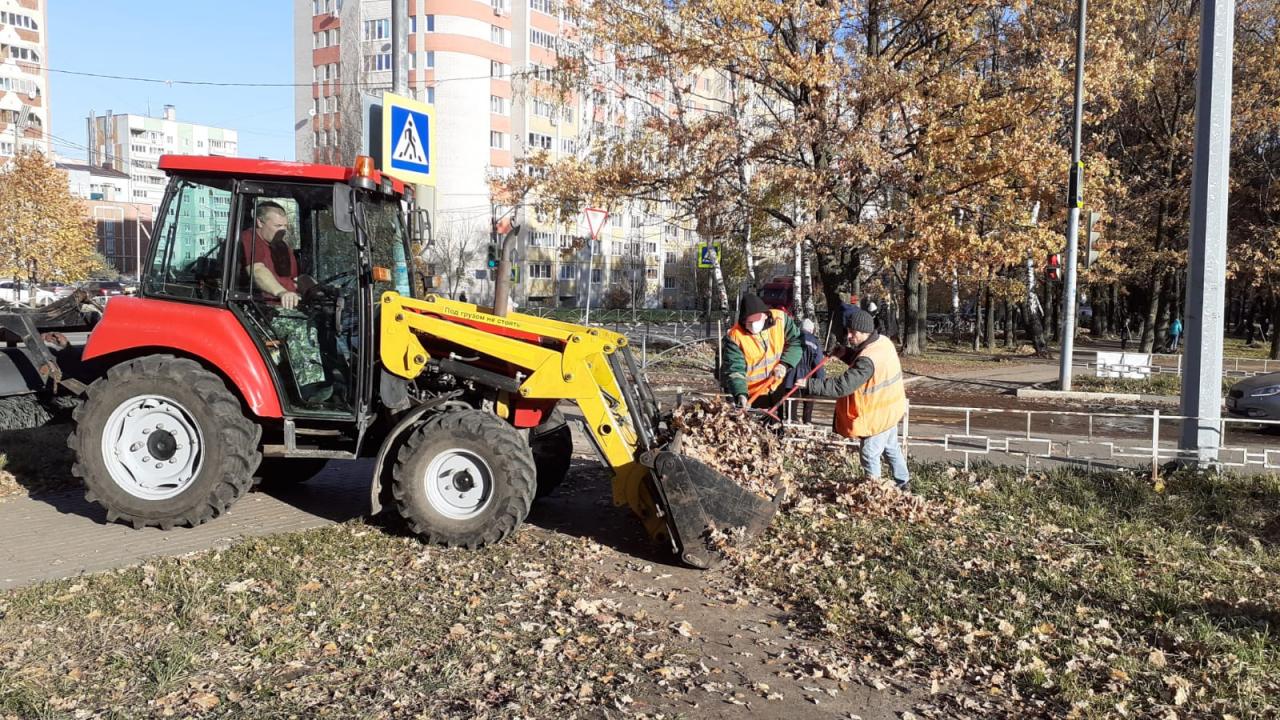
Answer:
[
  {"left": 1058, "top": 0, "right": 1088, "bottom": 391},
  {"left": 391, "top": 0, "right": 407, "bottom": 95},
  {"left": 1179, "top": 0, "right": 1235, "bottom": 466}
]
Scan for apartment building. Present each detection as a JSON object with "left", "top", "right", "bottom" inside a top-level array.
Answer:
[
  {"left": 293, "top": 0, "right": 716, "bottom": 308},
  {"left": 86, "top": 105, "right": 239, "bottom": 209},
  {"left": 0, "top": 0, "right": 50, "bottom": 158}
]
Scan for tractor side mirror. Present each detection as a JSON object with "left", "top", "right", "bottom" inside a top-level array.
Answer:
[
  {"left": 332, "top": 183, "right": 355, "bottom": 234},
  {"left": 411, "top": 208, "right": 432, "bottom": 245}
]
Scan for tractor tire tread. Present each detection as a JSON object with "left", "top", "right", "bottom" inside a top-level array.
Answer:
[
  {"left": 391, "top": 410, "right": 535, "bottom": 549},
  {"left": 70, "top": 354, "right": 261, "bottom": 530}
]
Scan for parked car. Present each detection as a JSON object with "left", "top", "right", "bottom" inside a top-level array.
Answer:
[
  {"left": 86, "top": 280, "right": 127, "bottom": 297},
  {"left": 1226, "top": 372, "right": 1280, "bottom": 420},
  {"left": 0, "top": 280, "right": 56, "bottom": 306}
]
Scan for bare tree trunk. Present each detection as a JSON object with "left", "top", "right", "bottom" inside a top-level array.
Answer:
[
  {"left": 1003, "top": 299, "right": 1013, "bottom": 347},
  {"left": 984, "top": 276, "right": 995, "bottom": 350},
  {"left": 1140, "top": 272, "right": 1164, "bottom": 353},
  {"left": 1271, "top": 290, "right": 1280, "bottom": 360},
  {"left": 1024, "top": 255, "right": 1049, "bottom": 354},
  {"left": 903, "top": 258, "right": 923, "bottom": 355},
  {"left": 801, "top": 239, "right": 816, "bottom": 320},
  {"left": 951, "top": 270, "right": 961, "bottom": 344},
  {"left": 918, "top": 278, "right": 929, "bottom": 353},
  {"left": 973, "top": 283, "right": 982, "bottom": 352},
  {"left": 792, "top": 235, "right": 803, "bottom": 317}
]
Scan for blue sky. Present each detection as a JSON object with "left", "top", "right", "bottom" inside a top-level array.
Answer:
[{"left": 48, "top": 1, "right": 296, "bottom": 162}]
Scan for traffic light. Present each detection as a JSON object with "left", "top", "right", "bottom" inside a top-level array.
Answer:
[
  {"left": 486, "top": 243, "right": 498, "bottom": 269},
  {"left": 1085, "top": 212, "right": 1101, "bottom": 268},
  {"left": 1046, "top": 253, "right": 1062, "bottom": 282}
]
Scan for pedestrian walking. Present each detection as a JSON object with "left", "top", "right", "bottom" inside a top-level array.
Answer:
[
  {"left": 1120, "top": 313, "right": 1132, "bottom": 351},
  {"left": 721, "top": 293, "right": 803, "bottom": 412},
  {"left": 785, "top": 317, "right": 825, "bottom": 424},
  {"left": 1167, "top": 317, "right": 1183, "bottom": 353},
  {"left": 797, "top": 305, "right": 910, "bottom": 489}
]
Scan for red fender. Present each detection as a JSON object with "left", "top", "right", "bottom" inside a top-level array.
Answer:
[{"left": 82, "top": 297, "right": 283, "bottom": 418}]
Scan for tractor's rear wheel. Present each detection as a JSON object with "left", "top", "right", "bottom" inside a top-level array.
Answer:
[
  {"left": 530, "top": 408, "right": 573, "bottom": 499},
  {"left": 70, "top": 355, "right": 261, "bottom": 530},
  {"left": 392, "top": 410, "right": 535, "bottom": 549}
]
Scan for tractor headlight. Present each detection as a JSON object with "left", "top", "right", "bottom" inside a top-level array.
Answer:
[{"left": 1250, "top": 384, "right": 1280, "bottom": 398}]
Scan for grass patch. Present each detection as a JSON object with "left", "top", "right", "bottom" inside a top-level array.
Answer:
[
  {"left": 0, "top": 523, "right": 674, "bottom": 718},
  {"left": 743, "top": 461, "right": 1280, "bottom": 718},
  {"left": 1224, "top": 337, "right": 1279, "bottom": 361},
  {"left": 1071, "top": 374, "right": 1235, "bottom": 397}
]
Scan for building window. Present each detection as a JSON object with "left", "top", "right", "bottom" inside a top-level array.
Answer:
[
  {"left": 530, "top": 0, "right": 553, "bottom": 14},
  {"left": 490, "top": 95, "right": 508, "bottom": 115},
  {"left": 426, "top": 15, "right": 435, "bottom": 31},
  {"left": 645, "top": 267, "right": 658, "bottom": 280},
  {"left": 560, "top": 138, "right": 575, "bottom": 154},
  {"left": 529, "top": 29, "right": 556, "bottom": 50},
  {"left": 490, "top": 61, "right": 509, "bottom": 78},
  {"left": 591, "top": 268, "right": 602, "bottom": 283},
  {"left": 532, "top": 99, "right": 552, "bottom": 118},
  {"left": 363, "top": 19, "right": 390, "bottom": 40},
  {"left": 364, "top": 53, "right": 392, "bottom": 72},
  {"left": 527, "top": 133, "right": 552, "bottom": 151},
  {"left": 562, "top": 106, "right": 574, "bottom": 123},
  {"left": 530, "top": 231, "right": 555, "bottom": 247},
  {"left": 559, "top": 235, "right": 574, "bottom": 249},
  {"left": 529, "top": 263, "right": 552, "bottom": 279},
  {"left": 427, "top": 86, "right": 436, "bottom": 103},
  {"left": 665, "top": 251, "right": 676, "bottom": 263},
  {"left": 410, "top": 15, "right": 416, "bottom": 32},
  {"left": 645, "top": 242, "right": 657, "bottom": 255},
  {"left": 664, "top": 276, "right": 677, "bottom": 290},
  {"left": 328, "top": 29, "right": 339, "bottom": 45},
  {"left": 313, "top": 32, "right": 325, "bottom": 49},
  {"left": 491, "top": 26, "right": 509, "bottom": 47},
  {"left": 425, "top": 51, "right": 435, "bottom": 67},
  {"left": 489, "top": 131, "right": 508, "bottom": 150}
]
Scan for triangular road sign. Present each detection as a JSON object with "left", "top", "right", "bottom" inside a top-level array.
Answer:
[
  {"left": 392, "top": 113, "right": 426, "bottom": 165},
  {"left": 583, "top": 207, "right": 609, "bottom": 239}
]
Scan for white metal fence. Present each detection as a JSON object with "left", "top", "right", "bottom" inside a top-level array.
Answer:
[
  {"left": 675, "top": 391, "right": 1280, "bottom": 478},
  {"left": 1074, "top": 351, "right": 1280, "bottom": 379}
]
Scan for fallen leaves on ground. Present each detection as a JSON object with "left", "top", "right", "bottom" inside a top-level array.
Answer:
[{"left": 667, "top": 398, "right": 791, "bottom": 497}]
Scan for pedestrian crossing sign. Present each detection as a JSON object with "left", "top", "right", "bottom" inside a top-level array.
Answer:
[
  {"left": 696, "top": 242, "right": 721, "bottom": 268},
  {"left": 381, "top": 92, "right": 436, "bottom": 186}
]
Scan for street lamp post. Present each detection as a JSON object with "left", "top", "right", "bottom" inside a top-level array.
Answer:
[{"left": 1058, "top": 0, "right": 1088, "bottom": 391}]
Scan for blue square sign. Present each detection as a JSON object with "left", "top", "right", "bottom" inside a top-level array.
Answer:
[{"left": 381, "top": 92, "right": 436, "bottom": 186}]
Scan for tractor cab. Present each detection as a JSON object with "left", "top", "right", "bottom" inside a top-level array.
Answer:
[{"left": 135, "top": 155, "right": 424, "bottom": 426}]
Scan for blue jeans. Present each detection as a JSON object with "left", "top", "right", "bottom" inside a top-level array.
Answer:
[{"left": 860, "top": 423, "right": 910, "bottom": 488}]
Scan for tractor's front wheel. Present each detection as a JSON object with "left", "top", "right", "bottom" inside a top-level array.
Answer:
[
  {"left": 392, "top": 410, "right": 536, "bottom": 549},
  {"left": 70, "top": 355, "right": 261, "bottom": 530}
]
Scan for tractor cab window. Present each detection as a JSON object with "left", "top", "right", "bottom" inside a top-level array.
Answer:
[
  {"left": 360, "top": 198, "right": 413, "bottom": 299},
  {"left": 230, "top": 184, "right": 360, "bottom": 417},
  {"left": 143, "top": 176, "right": 234, "bottom": 301}
]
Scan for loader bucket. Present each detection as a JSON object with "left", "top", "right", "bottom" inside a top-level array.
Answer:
[{"left": 648, "top": 450, "right": 782, "bottom": 569}]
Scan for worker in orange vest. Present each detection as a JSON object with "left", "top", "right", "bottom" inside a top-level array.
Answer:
[
  {"left": 721, "top": 293, "right": 803, "bottom": 411},
  {"left": 797, "top": 304, "right": 910, "bottom": 488}
]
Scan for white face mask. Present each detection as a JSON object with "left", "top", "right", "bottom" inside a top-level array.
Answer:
[{"left": 748, "top": 318, "right": 767, "bottom": 334}]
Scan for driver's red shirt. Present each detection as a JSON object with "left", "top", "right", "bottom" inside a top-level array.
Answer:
[{"left": 240, "top": 229, "right": 298, "bottom": 293}]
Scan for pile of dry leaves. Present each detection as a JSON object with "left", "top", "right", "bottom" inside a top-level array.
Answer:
[{"left": 667, "top": 398, "right": 791, "bottom": 497}]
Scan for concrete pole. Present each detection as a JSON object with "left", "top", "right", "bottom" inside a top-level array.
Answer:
[
  {"left": 1058, "top": 0, "right": 1087, "bottom": 390},
  {"left": 391, "top": 0, "right": 407, "bottom": 96},
  {"left": 1179, "top": 0, "right": 1235, "bottom": 465}
]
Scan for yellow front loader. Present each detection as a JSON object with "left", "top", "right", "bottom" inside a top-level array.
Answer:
[{"left": 373, "top": 292, "right": 778, "bottom": 568}]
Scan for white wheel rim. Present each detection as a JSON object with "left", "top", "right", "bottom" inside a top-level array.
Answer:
[
  {"left": 100, "top": 394, "right": 204, "bottom": 500},
  {"left": 423, "top": 448, "right": 493, "bottom": 520}
]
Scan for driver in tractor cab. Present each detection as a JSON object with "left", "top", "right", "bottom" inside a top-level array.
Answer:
[
  {"left": 721, "top": 293, "right": 802, "bottom": 412},
  {"left": 240, "top": 201, "right": 331, "bottom": 404}
]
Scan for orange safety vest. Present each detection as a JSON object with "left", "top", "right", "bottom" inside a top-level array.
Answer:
[
  {"left": 835, "top": 335, "right": 907, "bottom": 438},
  {"left": 727, "top": 309, "right": 789, "bottom": 400}
]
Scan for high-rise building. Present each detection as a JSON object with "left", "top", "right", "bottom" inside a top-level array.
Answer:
[
  {"left": 292, "top": 0, "right": 714, "bottom": 308},
  {"left": 86, "top": 106, "right": 239, "bottom": 209},
  {"left": 0, "top": 1, "right": 50, "bottom": 158}
]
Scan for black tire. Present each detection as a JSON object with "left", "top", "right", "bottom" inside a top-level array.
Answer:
[
  {"left": 254, "top": 458, "right": 330, "bottom": 487},
  {"left": 69, "top": 355, "right": 262, "bottom": 530},
  {"left": 530, "top": 408, "right": 573, "bottom": 498},
  {"left": 392, "top": 410, "right": 536, "bottom": 549}
]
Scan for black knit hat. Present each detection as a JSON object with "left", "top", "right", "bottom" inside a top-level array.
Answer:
[
  {"left": 842, "top": 304, "right": 875, "bottom": 334},
  {"left": 738, "top": 293, "right": 770, "bottom": 326}
]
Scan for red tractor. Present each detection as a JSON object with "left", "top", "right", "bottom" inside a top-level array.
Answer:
[{"left": 0, "top": 155, "right": 775, "bottom": 567}]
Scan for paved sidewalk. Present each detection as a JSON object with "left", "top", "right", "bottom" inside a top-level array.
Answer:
[{"left": 0, "top": 462, "right": 372, "bottom": 590}]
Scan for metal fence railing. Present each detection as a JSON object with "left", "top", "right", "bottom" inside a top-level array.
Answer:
[
  {"left": 672, "top": 390, "right": 1280, "bottom": 479},
  {"left": 1072, "top": 351, "right": 1280, "bottom": 379}
]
